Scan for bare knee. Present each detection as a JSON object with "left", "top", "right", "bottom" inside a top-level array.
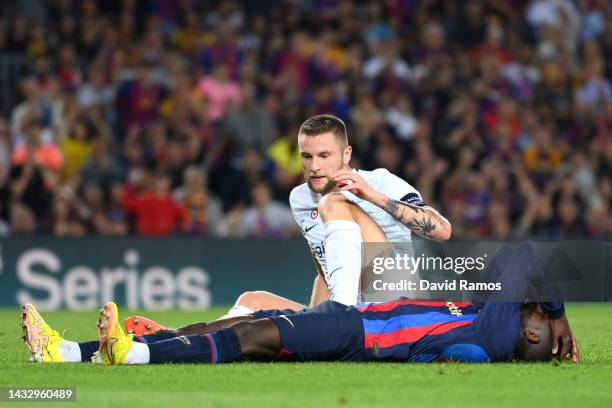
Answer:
[
  {"left": 319, "top": 192, "right": 352, "bottom": 222},
  {"left": 231, "top": 319, "right": 280, "bottom": 358},
  {"left": 235, "top": 291, "right": 274, "bottom": 310},
  {"left": 231, "top": 320, "right": 259, "bottom": 341},
  {"left": 319, "top": 193, "right": 387, "bottom": 243}
]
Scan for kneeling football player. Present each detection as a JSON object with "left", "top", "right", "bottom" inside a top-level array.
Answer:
[{"left": 217, "top": 114, "right": 452, "bottom": 317}]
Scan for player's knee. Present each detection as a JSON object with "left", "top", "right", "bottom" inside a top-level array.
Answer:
[
  {"left": 230, "top": 320, "right": 254, "bottom": 339},
  {"left": 318, "top": 192, "right": 350, "bottom": 221},
  {"left": 230, "top": 319, "right": 279, "bottom": 356},
  {"left": 230, "top": 321, "right": 256, "bottom": 353},
  {"left": 235, "top": 290, "right": 273, "bottom": 310}
]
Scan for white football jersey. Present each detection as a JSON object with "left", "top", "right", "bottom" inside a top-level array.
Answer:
[{"left": 289, "top": 168, "right": 425, "bottom": 276}]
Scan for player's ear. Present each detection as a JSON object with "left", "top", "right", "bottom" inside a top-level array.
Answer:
[
  {"left": 343, "top": 145, "right": 352, "bottom": 166},
  {"left": 524, "top": 328, "right": 542, "bottom": 344}
]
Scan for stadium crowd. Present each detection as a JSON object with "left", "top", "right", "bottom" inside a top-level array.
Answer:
[{"left": 0, "top": 0, "right": 610, "bottom": 239}]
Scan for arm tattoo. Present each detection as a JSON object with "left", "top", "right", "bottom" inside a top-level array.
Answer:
[{"left": 383, "top": 199, "right": 451, "bottom": 240}]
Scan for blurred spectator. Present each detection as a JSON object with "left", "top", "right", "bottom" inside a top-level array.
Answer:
[
  {"left": 12, "top": 117, "right": 63, "bottom": 172},
  {"left": 197, "top": 63, "right": 244, "bottom": 123},
  {"left": 52, "top": 185, "right": 88, "bottom": 236},
  {"left": 10, "top": 202, "right": 36, "bottom": 235},
  {"left": 78, "top": 64, "right": 117, "bottom": 112},
  {"left": 576, "top": 57, "right": 612, "bottom": 115},
  {"left": 60, "top": 115, "right": 98, "bottom": 179},
  {"left": 119, "top": 65, "right": 165, "bottom": 130},
  {"left": 385, "top": 96, "right": 418, "bottom": 141},
  {"left": 90, "top": 183, "right": 128, "bottom": 236},
  {"left": 267, "top": 128, "right": 302, "bottom": 179},
  {"left": 215, "top": 148, "right": 275, "bottom": 211},
  {"left": 9, "top": 120, "right": 60, "bottom": 228},
  {"left": 232, "top": 181, "right": 295, "bottom": 238},
  {"left": 173, "top": 166, "right": 223, "bottom": 236},
  {"left": 523, "top": 125, "right": 564, "bottom": 188},
  {"left": 350, "top": 94, "right": 384, "bottom": 151},
  {"left": 82, "top": 137, "right": 122, "bottom": 198},
  {"left": 225, "top": 81, "right": 277, "bottom": 155},
  {"left": 122, "top": 171, "right": 188, "bottom": 236}
]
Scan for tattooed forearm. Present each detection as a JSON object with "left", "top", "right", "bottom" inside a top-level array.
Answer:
[
  {"left": 405, "top": 217, "right": 437, "bottom": 235},
  {"left": 382, "top": 199, "right": 452, "bottom": 241}
]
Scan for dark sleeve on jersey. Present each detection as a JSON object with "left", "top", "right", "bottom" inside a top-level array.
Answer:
[{"left": 475, "top": 244, "right": 563, "bottom": 361}]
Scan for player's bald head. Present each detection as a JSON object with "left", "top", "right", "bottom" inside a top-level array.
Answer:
[
  {"left": 298, "top": 114, "right": 348, "bottom": 148},
  {"left": 514, "top": 304, "right": 553, "bottom": 362}
]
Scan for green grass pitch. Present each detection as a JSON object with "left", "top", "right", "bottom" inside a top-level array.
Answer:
[{"left": 1, "top": 304, "right": 611, "bottom": 408}]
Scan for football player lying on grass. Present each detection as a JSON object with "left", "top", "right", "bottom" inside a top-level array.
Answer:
[{"left": 21, "top": 244, "right": 579, "bottom": 364}]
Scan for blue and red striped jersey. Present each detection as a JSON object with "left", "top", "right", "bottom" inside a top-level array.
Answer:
[
  {"left": 356, "top": 299, "right": 514, "bottom": 362},
  {"left": 354, "top": 244, "right": 564, "bottom": 363}
]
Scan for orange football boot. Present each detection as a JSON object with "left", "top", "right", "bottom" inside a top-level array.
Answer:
[{"left": 124, "top": 316, "right": 173, "bottom": 336}]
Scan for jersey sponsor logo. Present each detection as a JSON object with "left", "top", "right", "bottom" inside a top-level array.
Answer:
[
  {"left": 309, "top": 242, "right": 325, "bottom": 258},
  {"left": 400, "top": 192, "right": 425, "bottom": 207},
  {"left": 310, "top": 209, "right": 319, "bottom": 219}
]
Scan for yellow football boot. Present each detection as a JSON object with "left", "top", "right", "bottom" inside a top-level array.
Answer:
[
  {"left": 92, "top": 302, "right": 134, "bottom": 365},
  {"left": 21, "top": 303, "right": 65, "bottom": 363}
]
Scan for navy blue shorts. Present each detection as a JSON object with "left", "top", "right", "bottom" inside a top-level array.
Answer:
[{"left": 252, "top": 301, "right": 366, "bottom": 361}]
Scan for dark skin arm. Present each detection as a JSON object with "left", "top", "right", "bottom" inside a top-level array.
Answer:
[{"left": 551, "top": 315, "right": 579, "bottom": 363}]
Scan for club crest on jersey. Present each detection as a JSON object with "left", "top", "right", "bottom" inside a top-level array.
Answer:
[
  {"left": 310, "top": 209, "right": 318, "bottom": 219},
  {"left": 446, "top": 302, "right": 463, "bottom": 316}
]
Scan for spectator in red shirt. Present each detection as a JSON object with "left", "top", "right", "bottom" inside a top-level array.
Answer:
[{"left": 122, "top": 171, "right": 188, "bottom": 236}]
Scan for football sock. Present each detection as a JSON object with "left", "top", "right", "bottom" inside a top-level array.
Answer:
[
  {"left": 324, "top": 220, "right": 363, "bottom": 305},
  {"left": 58, "top": 340, "right": 83, "bottom": 362},
  {"left": 77, "top": 331, "right": 175, "bottom": 363},
  {"left": 134, "top": 330, "right": 176, "bottom": 344},
  {"left": 125, "top": 341, "right": 150, "bottom": 364},
  {"left": 147, "top": 328, "right": 242, "bottom": 364},
  {"left": 219, "top": 305, "right": 254, "bottom": 320},
  {"left": 77, "top": 341, "right": 99, "bottom": 362}
]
